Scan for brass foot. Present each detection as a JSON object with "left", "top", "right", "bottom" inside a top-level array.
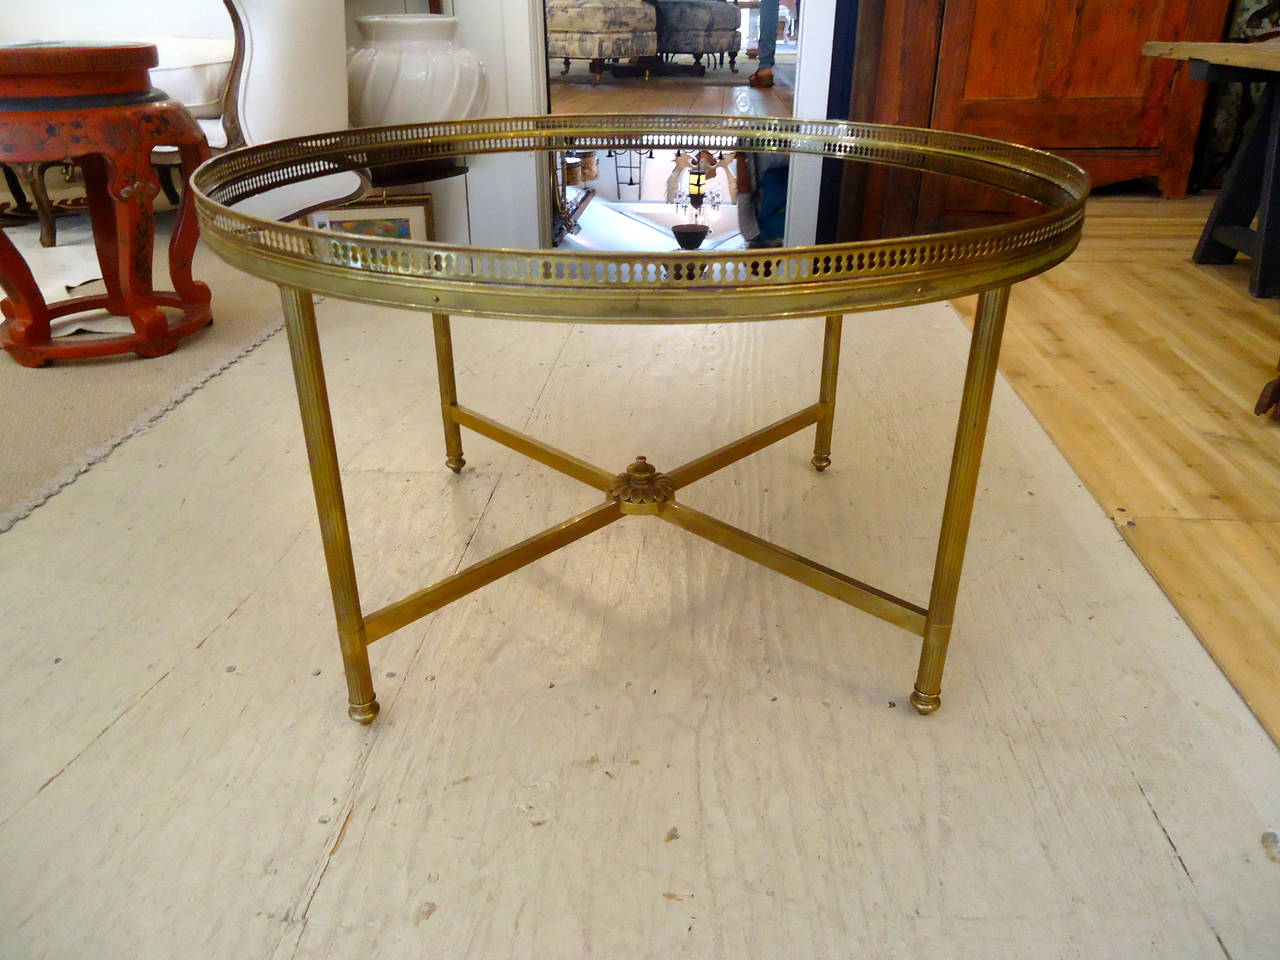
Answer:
[
  {"left": 811, "top": 455, "right": 832, "bottom": 471},
  {"left": 446, "top": 456, "right": 466, "bottom": 473},
  {"left": 348, "top": 698, "right": 380, "bottom": 724},
  {"left": 909, "top": 689, "right": 941, "bottom": 715}
]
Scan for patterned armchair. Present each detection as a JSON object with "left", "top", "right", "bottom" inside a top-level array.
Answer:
[
  {"left": 546, "top": 0, "right": 741, "bottom": 80},
  {"left": 648, "top": 0, "right": 741, "bottom": 71},
  {"left": 546, "top": 0, "right": 659, "bottom": 82}
]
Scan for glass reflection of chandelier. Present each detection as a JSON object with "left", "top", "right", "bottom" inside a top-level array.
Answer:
[{"left": 674, "top": 168, "right": 723, "bottom": 217}]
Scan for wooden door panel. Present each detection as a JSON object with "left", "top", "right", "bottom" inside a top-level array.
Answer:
[
  {"left": 919, "top": 0, "right": 1229, "bottom": 225},
  {"left": 960, "top": 0, "right": 1050, "bottom": 99},
  {"left": 1063, "top": 5, "right": 1164, "bottom": 98},
  {"left": 845, "top": 0, "right": 1230, "bottom": 238},
  {"left": 950, "top": 97, "right": 1156, "bottom": 149},
  {"left": 934, "top": 0, "right": 1180, "bottom": 137}
]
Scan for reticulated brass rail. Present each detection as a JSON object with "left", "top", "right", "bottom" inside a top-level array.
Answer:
[
  {"left": 658, "top": 501, "right": 928, "bottom": 636},
  {"left": 192, "top": 116, "right": 1087, "bottom": 324}
]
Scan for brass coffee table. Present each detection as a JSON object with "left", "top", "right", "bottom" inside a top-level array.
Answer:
[{"left": 192, "top": 115, "right": 1087, "bottom": 723}]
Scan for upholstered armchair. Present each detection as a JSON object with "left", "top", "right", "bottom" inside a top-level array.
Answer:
[
  {"left": 648, "top": 0, "right": 741, "bottom": 71},
  {"left": 545, "top": 0, "right": 740, "bottom": 80},
  {"left": 546, "top": 0, "right": 660, "bottom": 82}
]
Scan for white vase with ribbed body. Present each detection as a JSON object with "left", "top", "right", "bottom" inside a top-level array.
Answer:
[{"left": 347, "top": 15, "right": 486, "bottom": 127}]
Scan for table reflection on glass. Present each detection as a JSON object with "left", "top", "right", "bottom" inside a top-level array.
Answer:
[{"left": 192, "top": 115, "right": 1087, "bottom": 723}]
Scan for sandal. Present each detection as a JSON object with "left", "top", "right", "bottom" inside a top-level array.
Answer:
[{"left": 747, "top": 69, "right": 774, "bottom": 88}]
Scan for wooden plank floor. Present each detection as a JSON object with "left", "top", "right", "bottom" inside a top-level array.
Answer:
[
  {"left": 2, "top": 297, "right": 1279, "bottom": 957},
  {"left": 550, "top": 72, "right": 792, "bottom": 117},
  {"left": 952, "top": 196, "right": 1280, "bottom": 744}
]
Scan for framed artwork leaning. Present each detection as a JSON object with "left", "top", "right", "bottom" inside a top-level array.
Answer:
[{"left": 308, "top": 192, "right": 434, "bottom": 241}]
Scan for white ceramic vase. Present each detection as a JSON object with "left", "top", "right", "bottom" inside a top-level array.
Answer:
[{"left": 347, "top": 15, "right": 486, "bottom": 127}]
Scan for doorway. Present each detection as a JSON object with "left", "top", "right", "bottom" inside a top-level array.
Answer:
[{"left": 544, "top": 0, "right": 803, "bottom": 119}]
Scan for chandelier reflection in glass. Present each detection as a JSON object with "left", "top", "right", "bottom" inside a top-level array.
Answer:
[
  {"left": 669, "top": 149, "right": 732, "bottom": 249},
  {"left": 673, "top": 169, "right": 726, "bottom": 217},
  {"left": 671, "top": 151, "right": 725, "bottom": 219}
]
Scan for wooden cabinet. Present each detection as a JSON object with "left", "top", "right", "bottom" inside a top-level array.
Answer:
[{"left": 847, "top": 0, "right": 1232, "bottom": 235}]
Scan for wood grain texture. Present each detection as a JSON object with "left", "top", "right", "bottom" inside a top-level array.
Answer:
[
  {"left": 850, "top": 0, "right": 1232, "bottom": 232},
  {"left": 1144, "top": 37, "right": 1280, "bottom": 71},
  {"left": 3, "top": 82, "right": 1279, "bottom": 958},
  {"left": 1, "top": 293, "right": 1278, "bottom": 957},
  {"left": 855, "top": 0, "right": 945, "bottom": 238},
  {"left": 953, "top": 194, "right": 1280, "bottom": 743},
  {"left": 549, "top": 76, "right": 792, "bottom": 118},
  {"left": 929, "top": 0, "right": 1230, "bottom": 213},
  {"left": 1122, "top": 517, "right": 1280, "bottom": 741}
]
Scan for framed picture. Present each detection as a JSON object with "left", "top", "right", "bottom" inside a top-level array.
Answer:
[{"left": 307, "top": 193, "right": 434, "bottom": 242}]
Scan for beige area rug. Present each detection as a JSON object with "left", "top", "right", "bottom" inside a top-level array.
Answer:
[{"left": 0, "top": 210, "right": 288, "bottom": 531}]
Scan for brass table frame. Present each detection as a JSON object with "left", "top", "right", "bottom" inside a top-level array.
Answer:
[{"left": 192, "top": 116, "right": 1087, "bottom": 723}]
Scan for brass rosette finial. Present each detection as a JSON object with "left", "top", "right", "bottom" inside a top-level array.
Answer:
[{"left": 609, "top": 456, "right": 673, "bottom": 515}]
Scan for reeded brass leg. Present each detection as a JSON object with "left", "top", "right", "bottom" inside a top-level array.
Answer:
[
  {"left": 432, "top": 312, "right": 466, "bottom": 473},
  {"left": 280, "top": 286, "right": 379, "bottom": 724},
  {"left": 911, "top": 286, "right": 1010, "bottom": 715},
  {"left": 811, "top": 314, "right": 842, "bottom": 471}
]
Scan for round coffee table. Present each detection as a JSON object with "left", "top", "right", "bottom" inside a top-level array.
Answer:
[{"left": 191, "top": 115, "right": 1087, "bottom": 723}]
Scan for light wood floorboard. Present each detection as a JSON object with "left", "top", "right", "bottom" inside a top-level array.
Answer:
[
  {"left": 550, "top": 75, "right": 792, "bottom": 117},
  {"left": 953, "top": 195, "right": 1280, "bottom": 744},
  {"left": 1122, "top": 516, "right": 1280, "bottom": 726}
]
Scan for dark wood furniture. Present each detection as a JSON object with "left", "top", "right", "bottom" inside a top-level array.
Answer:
[
  {"left": 845, "top": 0, "right": 1232, "bottom": 237},
  {"left": 0, "top": 42, "right": 211, "bottom": 366},
  {"left": 1144, "top": 39, "right": 1280, "bottom": 415},
  {"left": 1144, "top": 39, "right": 1279, "bottom": 298}
]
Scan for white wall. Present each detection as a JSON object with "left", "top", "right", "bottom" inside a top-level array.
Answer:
[
  {"left": 451, "top": 0, "right": 550, "bottom": 249},
  {"left": 344, "top": 0, "right": 550, "bottom": 249},
  {"left": 0, "top": 0, "right": 232, "bottom": 42},
  {"left": 784, "top": 0, "right": 836, "bottom": 247}
]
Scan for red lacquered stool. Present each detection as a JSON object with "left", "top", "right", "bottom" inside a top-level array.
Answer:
[{"left": 0, "top": 42, "right": 212, "bottom": 367}]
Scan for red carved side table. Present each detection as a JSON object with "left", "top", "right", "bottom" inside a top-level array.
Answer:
[{"left": 0, "top": 42, "right": 212, "bottom": 367}]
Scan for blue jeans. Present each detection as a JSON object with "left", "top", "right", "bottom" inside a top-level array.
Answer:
[{"left": 757, "top": 0, "right": 778, "bottom": 70}]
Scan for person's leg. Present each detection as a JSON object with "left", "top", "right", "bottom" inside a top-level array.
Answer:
[
  {"left": 758, "top": 0, "right": 778, "bottom": 68},
  {"left": 750, "top": 0, "right": 779, "bottom": 83}
]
